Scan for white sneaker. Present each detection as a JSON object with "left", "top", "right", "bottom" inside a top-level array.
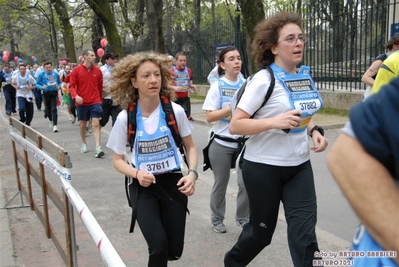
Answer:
[
  {"left": 53, "top": 125, "right": 58, "bottom": 132},
  {"left": 81, "top": 143, "right": 88, "bottom": 153}
]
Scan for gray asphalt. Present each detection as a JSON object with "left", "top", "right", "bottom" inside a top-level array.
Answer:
[{"left": 0, "top": 98, "right": 358, "bottom": 267}]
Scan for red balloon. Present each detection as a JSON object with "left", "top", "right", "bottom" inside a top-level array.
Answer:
[
  {"left": 78, "top": 55, "right": 83, "bottom": 62},
  {"left": 100, "top": 38, "right": 108, "bottom": 48},
  {"left": 3, "top": 55, "right": 9, "bottom": 62},
  {"left": 3, "top": 51, "right": 10, "bottom": 57},
  {"left": 97, "top": 48, "right": 105, "bottom": 58},
  {"left": 14, "top": 56, "right": 19, "bottom": 62},
  {"left": 61, "top": 60, "right": 67, "bottom": 65},
  {"left": 31, "top": 56, "right": 35, "bottom": 60}
]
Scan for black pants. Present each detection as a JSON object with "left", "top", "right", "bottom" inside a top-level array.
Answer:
[
  {"left": 3, "top": 85, "right": 16, "bottom": 113},
  {"left": 99, "top": 99, "right": 121, "bottom": 127},
  {"left": 43, "top": 93, "right": 58, "bottom": 125},
  {"left": 175, "top": 96, "right": 191, "bottom": 118},
  {"left": 224, "top": 160, "right": 320, "bottom": 267},
  {"left": 69, "top": 94, "right": 76, "bottom": 118},
  {"left": 136, "top": 173, "right": 188, "bottom": 267}
]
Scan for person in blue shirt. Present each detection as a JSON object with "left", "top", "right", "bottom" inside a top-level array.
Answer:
[{"left": 36, "top": 61, "right": 61, "bottom": 132}]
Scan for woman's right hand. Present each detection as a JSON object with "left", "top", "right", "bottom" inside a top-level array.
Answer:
[
  {"left": 136, "top": 170, "right": 156, "bottom": 187},
  {"left": 273, "top": 110, "right": 302, "bottom": 130}
]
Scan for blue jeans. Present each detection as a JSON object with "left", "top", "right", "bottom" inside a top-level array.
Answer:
[
  {"left": 17, "top": 96, "right": 34, "bottom": 125},
  {"left": 32, "top": 88, "right": 43, "bottom": 110}
]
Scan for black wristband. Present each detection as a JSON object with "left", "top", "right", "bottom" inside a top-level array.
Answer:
[
  {"left": 309, "top": 125, "right": 324, "bottom": 137},
  {"left": 188, "top": 169, "right": 198, "bottom": 180}
]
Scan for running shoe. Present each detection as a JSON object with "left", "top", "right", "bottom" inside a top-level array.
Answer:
[
  {"left": 53, "top": 125, "right": 58, "bottom": 133},
  {"left": 95, "top": 147, "right": 104, "bottom": 158},
  {"left": 86, "top": 123, "right": 93, "bottom": 134},
  {"left": 81, "top": 143, "right": 88, "bottom": 153},
  {"left": 213, "top": 223, "right": 227, "bottom": 233},
  {"left": 235, "top": 220, "right": 248, "bottom": 228}
]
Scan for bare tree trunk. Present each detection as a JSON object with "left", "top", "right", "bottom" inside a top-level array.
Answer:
[
  {"left": 211, "top": 0, "right": 216, "bottom": 44},
  {"left": 91, "top": 15, "right": 105, "bottom": 60},
  {"left": 51, "top": 0, "right": 77, "bottom": 62},
  {"left": 47, "top": 0, "right": 58, "bottom": 59},
  {"left": 144, "top": 0, "right": 164, "bottom": 53},
  {"left": 194, "top": 0, "right": 201, "bottom": 34},
  {"left": 84, "top": 0, "right": 124, "bottom": 58},
  {"left": 165, "top": 0, "right": 173, "bottom": 53},
  {"left": 237, "top": 0, "right": 265, "bottom": 72}
]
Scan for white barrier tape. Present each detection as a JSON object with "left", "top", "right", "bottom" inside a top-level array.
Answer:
[
  {"left": 61, "top": 179, "right": 126, "bottom": 267},
  {"left": 9, "top": 129, "right": 71, "bottom": 181},
  {"left": 1, "top": 114, "right": 126, "bottom": 266}
]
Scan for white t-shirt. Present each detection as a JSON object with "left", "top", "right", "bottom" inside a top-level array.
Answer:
[
  {"left": 207, "top": 66, "right": 219, "bottom": 81},
  {"left": 106, "top": 101, "right": 193, "bottom": 163},
  {"left": 12, "top": 74, "right": 36, "bottom": 98},
  {"left": 237, "top": 69, "right": 310, "bottom": 166},
  {"left": 202, "top": 76, "right": 242, "bottom": 148},
  {"left": 100, "top": 65, "right": 112, "bottom": 99}
]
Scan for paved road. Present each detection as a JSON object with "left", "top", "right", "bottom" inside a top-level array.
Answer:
[{"left": 0, "top": 98, "right": 358, "bottom": 267}]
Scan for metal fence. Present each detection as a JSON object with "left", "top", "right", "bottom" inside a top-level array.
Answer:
[{"left": 130, "top": 0, "right": 398, "bottom": 91}]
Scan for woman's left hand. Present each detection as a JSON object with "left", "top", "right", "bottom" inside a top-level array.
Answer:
[
  {"left": 310, "top": 132, "right": 328, "bottom": 152},
  {"left": 177, "top": 173, "right": 196, "bottom": 196}
]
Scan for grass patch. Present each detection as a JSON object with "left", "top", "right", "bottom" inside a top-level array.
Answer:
[
  {"left": 318, "top": 108, "right": 349, "bottom": 117},
  {"left": 190, "top": 93, "right": 206, "bottom": 101}
]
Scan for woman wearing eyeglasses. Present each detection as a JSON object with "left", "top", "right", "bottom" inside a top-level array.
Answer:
[{"left": 225, "top": 12, "right": 328, "bottom": 267}]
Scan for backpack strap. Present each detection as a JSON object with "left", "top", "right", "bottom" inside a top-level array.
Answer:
[
  {"left": 160, "top": 95, "right": 188, "bottom": 165},
  {"left": 127, "top": 99, "right": 138, "bottom": 152},
  {"left": 252, "top": 65, "right": 275, "bottom": 117},
  {"left": 160, "top": 96, "right": 181, "bottom": 145},
  {"left": 234, "top": 65, "right": 275, "bottom": 118}
]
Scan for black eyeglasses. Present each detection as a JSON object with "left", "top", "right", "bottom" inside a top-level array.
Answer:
[{"left": 278, "top": 36, "right": 307, "bottom": 45}]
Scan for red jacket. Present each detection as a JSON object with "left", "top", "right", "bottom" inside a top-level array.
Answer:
[{"left": 69, "top": 64, "right": 103, "bottom": 106}]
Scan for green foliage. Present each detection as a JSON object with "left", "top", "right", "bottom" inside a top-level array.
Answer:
[{"left": 318, "top": 107, "right": 349, "bottom": 117}]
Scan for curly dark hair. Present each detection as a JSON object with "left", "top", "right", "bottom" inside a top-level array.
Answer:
[
  {"left": 251, "top": 12, "right": 303, "bottom": 68},
  {"left": 109, "top": 52, "right": 176, "bottom": 110}
]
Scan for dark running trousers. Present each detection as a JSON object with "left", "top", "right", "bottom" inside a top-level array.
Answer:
[
  {"left": 32, "top": 88, "right": 42, "bottom": 110},
  {"left": 69, "top": 94, "right": 76, "bottom": 118},
  {"left": 3, "top": 86, "right": 16, "bottom": 113},
  {"left": 43, "top": 94, "right": 58, "bottom": 125},
  {"left": 224, "top": 159, "right": 320, "bottom": 267},
  {"left": 17, "top": 97, "right": 34, "bottom": 125},
  {"left": 136, "top": 172, "right": 188, "bottom": 267},
  {"left": 100, "top": 99, "right": 121, "bottom": 127},
  {"left": 175, "top": 96, "right": 191, "bottom": 118}
]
